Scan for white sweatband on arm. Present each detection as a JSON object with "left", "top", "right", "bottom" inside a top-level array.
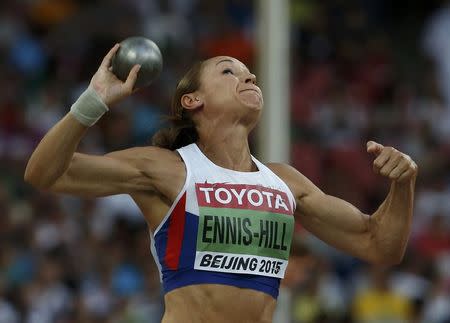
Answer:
[{"left": 69, "top": 86, "right": 109, "bottom": 127}]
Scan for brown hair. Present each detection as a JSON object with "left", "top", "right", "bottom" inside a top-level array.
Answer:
[{"left": 152, "top": 61, "right": 204, "bottom": 150}]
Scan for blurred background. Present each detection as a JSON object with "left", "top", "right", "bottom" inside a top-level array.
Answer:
[{"left": 1, "top": 0, "right": 450, "bottom": 322}]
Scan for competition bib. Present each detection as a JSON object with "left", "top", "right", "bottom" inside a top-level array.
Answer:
[{"left": 194, "top": 183, "right": 295, "bottom": 278}]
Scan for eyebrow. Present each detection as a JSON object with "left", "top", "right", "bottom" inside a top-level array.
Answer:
[
  {"left": 215, "top": 59, "right": 234, "bottom": 66},
  {"left": 215, "top": 59, "right": 252, "bottom": 74}
]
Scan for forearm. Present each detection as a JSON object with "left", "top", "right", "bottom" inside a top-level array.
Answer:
[
  {"left": 25, "top": 114, "right": 88, "bottom": 188},
  {"left": 371, "top": 178, "right": 416, "bottom": 264},
  {"left": 25, "top": 85, "right": 110, "bottom": 188}
]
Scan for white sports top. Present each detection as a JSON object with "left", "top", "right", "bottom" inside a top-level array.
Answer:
[{"left": 150, "top": 143, "right": 297, "bottom": 299}]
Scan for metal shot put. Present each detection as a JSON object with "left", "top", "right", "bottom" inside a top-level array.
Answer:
[{"left": 112, "top": 36, "right": 163, "bottom": 88}]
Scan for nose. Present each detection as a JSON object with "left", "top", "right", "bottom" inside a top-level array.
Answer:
[{"left": 243, "top": 73, "right": 256, "bottom": 84}]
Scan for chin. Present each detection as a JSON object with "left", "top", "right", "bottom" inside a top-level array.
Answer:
[
  {"left": 250, "top": 103, "right": 263, "bottom": 114},
  {"left": 236, "top": 101, "right": 262, "bottom": 127},
  {"left": 242, "top": 98, "right": 263, "bottom": 110},
  {"left": 248, "top": 104, "right": 263, "bottom": 112}
]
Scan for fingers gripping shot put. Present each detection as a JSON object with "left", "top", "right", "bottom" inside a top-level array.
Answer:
[
  {"left": 25, "top": 42, "right": 418, "bottom": 323},
  {"left": 112, "top": 36, "right": 163, "bottom": 89}
]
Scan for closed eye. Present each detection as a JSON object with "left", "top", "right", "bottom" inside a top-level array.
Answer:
[{"left": 222, "top": 68, "right": 234, "bottom": 75}]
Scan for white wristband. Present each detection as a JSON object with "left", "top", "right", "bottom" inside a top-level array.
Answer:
[{"left": 69, "top": 87, "right": 109, "bottom": 126}]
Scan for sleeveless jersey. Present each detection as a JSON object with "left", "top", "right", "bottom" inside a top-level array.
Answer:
[{"left": 149, "top": 143, "right": 296, "bottom": 299}]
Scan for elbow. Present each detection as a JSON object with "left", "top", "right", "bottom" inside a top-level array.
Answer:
[
  {"left": 24, "top": 164, "right": 53, "bottom": 189},
  {"left": 368, "top": 247, "right": 405, "bottom": 267},
  {"left": 370, "top": 256, "right": 403, "bottom": 267},
  {"left": 389, "top": 249, "right": 406, "bottom": 266},
  {"left": 24, "top": 164, "right": 37, "bottom": 186},
  {"left": 387, "top": 251, "right": 406, "bottom": 266}
]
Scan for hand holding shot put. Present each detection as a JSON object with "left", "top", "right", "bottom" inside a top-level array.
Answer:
[
  {"left": 25, "top": 42, "right": 418, "bottom": 323},
  {"left": 90, "top": 37, "right": 163, "bottom": 107},
  {"left": 89, "top": 37, "right": 163, "bottom": 108},
  {"left": 89, "top": 43, "right": 141, "bottom": 107}
]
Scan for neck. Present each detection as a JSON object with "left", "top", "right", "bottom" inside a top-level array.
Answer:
[{"left": 196, "top": 124, "right": 255, "bottom": 172}]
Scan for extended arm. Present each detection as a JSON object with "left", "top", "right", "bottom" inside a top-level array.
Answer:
[
  {"left": 24, "top": 45, "right": 147, "bottom": 197},
  {"left": 270, "top": 141, "right": 417, "bottom": 265}
]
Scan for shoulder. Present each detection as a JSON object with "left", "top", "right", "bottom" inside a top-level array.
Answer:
[
  {"left": 265, "top": 162, "right": 301, "bottom": 182},
  {"left": 109, "top": 146, "right": 186, "bottom": 200},
  {"left": 265, "top": 162, "right": 295, "bottom": 175},
  {"left": 265, "top": 162, "right": 320, "bottom": 199}
]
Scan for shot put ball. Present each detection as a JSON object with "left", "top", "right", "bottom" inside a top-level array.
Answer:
[{"left": 112, "top": 36, "right": 163, "bottom": 88}]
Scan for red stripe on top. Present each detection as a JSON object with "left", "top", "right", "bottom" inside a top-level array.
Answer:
[{"left": 165, "top": 192, "right": 187, "bottom": 270}]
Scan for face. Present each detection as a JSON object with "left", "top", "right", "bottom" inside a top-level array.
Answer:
[{"left": 195, "top": 56, "right": 263, "bottom": 124}]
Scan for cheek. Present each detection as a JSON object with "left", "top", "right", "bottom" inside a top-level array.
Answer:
[{"left": 205, "top": 81, "right": 236, "bottom": 103}]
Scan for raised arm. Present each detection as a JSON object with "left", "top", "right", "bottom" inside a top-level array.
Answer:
[
  {"left": 269, "top": 141, "right": 418, "bottom": 266},
  {"left": 24, "top": 44, "right": 151, "bottom": 197}
]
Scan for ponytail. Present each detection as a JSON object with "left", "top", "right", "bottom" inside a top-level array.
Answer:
[{"left": 151, "top": 116, "right": 198, "bottom": 150}]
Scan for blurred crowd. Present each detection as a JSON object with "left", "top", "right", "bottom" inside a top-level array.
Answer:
[{"left": 0, "top": 0, "right": 449, "bottom": 322}]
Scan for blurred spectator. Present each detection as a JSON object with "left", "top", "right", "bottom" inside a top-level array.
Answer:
[
  {"left": 24, "top": 255, "right": 72, "bottom": 323},
  {"left": 413, "top": 213, "right": 450, "bottom": 259},
  {"left": 291, "top": 258, "right": 347, "bottom": 323},
  {"left": 352, "top": 267, "right": 414, "bottom": 323},
  {"left": 0, "top": 277, "right": 19, "bottom": 323},
  {"left": 423, "top": 2, "right": 450, "bottom": 108},
  {"left": 420, "top": 270, "right": 450, "bottom": 323}
]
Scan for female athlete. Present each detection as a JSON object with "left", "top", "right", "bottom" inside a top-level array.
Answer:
[{"left": 25, "top": 44, "right": 418, "bottom": 323}]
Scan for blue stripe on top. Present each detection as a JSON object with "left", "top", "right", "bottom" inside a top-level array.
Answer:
[{"left": 153, "top": 211, "right": 281, "bottom": 299}]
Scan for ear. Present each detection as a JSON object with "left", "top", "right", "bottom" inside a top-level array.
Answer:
[{"left": 181, "top": 93, "right": 203, "bottom": 111}]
